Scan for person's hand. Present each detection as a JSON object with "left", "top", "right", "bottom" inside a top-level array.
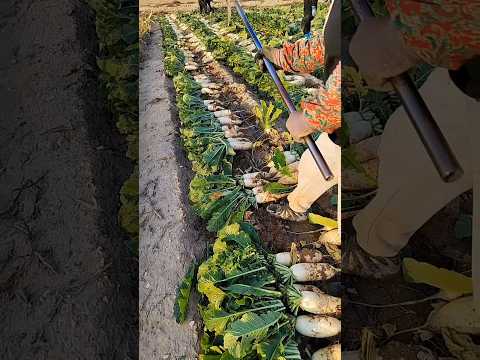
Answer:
[
  {"left": 254, "top": 47, "right": 278, "bottom": 72},
  {"left": 286, "top": 111, "right": 316, "bottom": 143},
  {"left": 349, "top": 17, "right": 421, "bottom": 91}
]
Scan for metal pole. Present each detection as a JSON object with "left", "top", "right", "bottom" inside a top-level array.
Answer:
[
  {"left": 234, "top": 0, "right": 334, "bottom": 181},
  {"left": 350, "top": 0, "right": 463, "bottom": 183}
]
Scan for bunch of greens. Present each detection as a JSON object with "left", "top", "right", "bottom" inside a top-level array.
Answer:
[
  {"left": 158, "top": 17, "right": 186, "bottom": 77},
  {"left": 198, "top": 223, "right": 301, "bottom": 360},
  {"left": 88, "top": 0, "right": 139, "bottom": 247},
  {"left": 189, "top": 175, "right": 256, "bottom": 233}
]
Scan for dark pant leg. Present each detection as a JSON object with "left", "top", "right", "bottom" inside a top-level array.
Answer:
[{"left": 302, "top": 0, "right": 314, "bottom": 34}]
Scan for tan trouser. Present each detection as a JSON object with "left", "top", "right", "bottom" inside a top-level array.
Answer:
[
  {"left": 288, "top": 133, "right": 341, "bottom": 223},
  {"left": 353, "top": 69, "right": 479, "bottom": 301}
]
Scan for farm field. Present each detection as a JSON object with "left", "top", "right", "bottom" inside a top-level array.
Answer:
[{"left": 140, "top": 4, "right": 342, "bottom": 359}]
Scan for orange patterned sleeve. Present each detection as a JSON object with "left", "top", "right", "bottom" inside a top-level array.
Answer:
[
  {"left": 272, "top": 36, "right": 325, "bottom": 73},
  {"left": 385, "top": 0, "right": 480, "bottom": 69},
  {"left": 301, "top": 61, "right": 341, "bottom": 133}
]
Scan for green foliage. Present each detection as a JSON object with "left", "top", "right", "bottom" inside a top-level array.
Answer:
[
  {"left": 272, "top": 150, "right": 292, "bottom": 177},
  {"left": 254, "top": 101, "right": 283, "bottom": 133},
  {"left": 88, "top": 0, "right": 139, "bottom": 247},
  {"left": 174, "top": 262, "right": 197, "bottom": 323},
  {"left": 196, "top": 224, "right": 300, "bottom": 359}
]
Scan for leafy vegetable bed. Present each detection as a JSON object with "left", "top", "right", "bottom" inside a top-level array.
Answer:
[
  {"left": 157, "top": 7, "right": 342, "bottom": 359},
  {"left": 88, "top": 0, "right": 139, "bottom": 248}
]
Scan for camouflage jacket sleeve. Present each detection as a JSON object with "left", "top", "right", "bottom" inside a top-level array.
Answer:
[
  {"left": 272, "top": 36, "right": 341, "bottom": 133},
  {"left": 386, "top": 0, "right": 480, "bottom": 69}
]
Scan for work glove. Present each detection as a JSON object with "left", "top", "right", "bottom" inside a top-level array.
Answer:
[
  {"left": 349, "top": 17, "right": 421, "bottom": 91},
  {"left": 254, "top": 47, "right": 281, "bottom": 73},
  {"left": 286, "top": 111, "right": 316, "bottom": 143}
]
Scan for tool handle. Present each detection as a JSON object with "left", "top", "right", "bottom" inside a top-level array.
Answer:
[
  {"left": 350, "top": 0, "right": 462, "bottom": 182},
  {"left": 234, "top": 0, "right": 333, "bottom": 180}
]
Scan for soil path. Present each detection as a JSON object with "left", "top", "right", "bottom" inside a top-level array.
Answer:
[
  {"left": 0, "top": 0, "right": 137, "bottom": 359},
  {"left": 139, "top": 25, "right": 207, "bottom": 360}
]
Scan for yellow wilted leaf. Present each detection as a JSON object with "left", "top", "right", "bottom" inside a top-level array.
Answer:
[
  {"left": 308, "top": 213, "right": 338, "bottom": 230},
  {"left": 403, "top": 258, "right": 473, "bottom": 297}
]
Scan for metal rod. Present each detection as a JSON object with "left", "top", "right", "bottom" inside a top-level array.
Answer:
[
  {"left": 234, "top": 0, "right": 333, "bottom": 180},
  {"left": 350, "top": 0, "right": 463, "bottom": 183}
]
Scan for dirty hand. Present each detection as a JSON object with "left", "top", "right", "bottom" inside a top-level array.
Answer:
[
  {"left": 254, "top": 47, "right": 280, "bottom": 72},
  {"left": 349, "top": 17, "right": 421, "bottom": 91},
  {"left": 286, "top": 111, "right": 316, "bottom": 143}
]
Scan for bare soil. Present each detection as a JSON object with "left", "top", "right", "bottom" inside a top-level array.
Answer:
[
  {"left": 139, "top": 25, "right": 210, "bottom": 360},
  {"left": 0, "top": 1, "right": 137, "bottom": 359}
]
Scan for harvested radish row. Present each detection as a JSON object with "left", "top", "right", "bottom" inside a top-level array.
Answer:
[
  {"left": 312, "top": 344, "right": 341, "bottom": 360},
  {"left": 291, "top": 262, "right": 339, "bottom": 282},
  {"left": 296, "top": 315, "right": 341, "bottom": 338}
]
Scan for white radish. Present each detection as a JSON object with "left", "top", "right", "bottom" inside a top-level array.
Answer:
[
  {"left": 428, "top": 296, "right": 480, "bottom": 334},
  {"left": 213, "top": 109, "right": 231, "bottom": 118},
  {"left": 306, "top": 88, "right": 318, "bottom": 95},
  {"left": 218, "top": 116, "right": 241, "bottom": 125},
  {"left": 275, "top": 248, "right": 323, "bottom": 266},
  {"left": 227, "top": 138, "right": 253, "bottom": 150},
  {"left": 318, "top": 229, "right": 341, "bottom": 246},
  {"left": 283, "top": 151, "right": 298, "bottom": 164},
  {"left": 207, "top": 104, "right": 223, "bottom": 111},
  {"left": 224, "top": 128, "right": 241, "bottom": 138},
  {"left": 288, "top": 79, "right": 306, "bottom": 86},
  {"left": 241, "top": 173, "right": 266, "bottom": 188},
  {"left": 201, "top": 88, "right": 218, "bottom": 95},
  {"left": 295, "top": 315, "right": 341, "bottom": 338},
  {"left": 312, "top": 344, "right": 341, "bottom": 360},
  {"left": 291, "top": 263, "right": 339, "bottom": 282},
  {"left": 185, "top": 65, "right": 198, "bottom": 71},
  {"left": 202, "top": 100, "right": 215, "bottom": 106},
  {"left": 296, "top": 290, "right": 341, "bottom": 316}
]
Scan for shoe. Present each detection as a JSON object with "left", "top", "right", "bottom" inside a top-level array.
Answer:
[
  {"left": 266, "top": 203, "right": 307, "bottom": 222},
  {"left": 342, "top": 234, "right": 400, "bottom": 279}
]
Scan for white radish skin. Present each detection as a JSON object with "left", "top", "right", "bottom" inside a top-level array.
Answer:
[
  {"left": 222, "top": 125, "right": 239, "bottom": 132},
  {"left": 207, "top": 104, "right": 222, "bottom": 111},
  {"left": 203, "top": 99, "right": 215, "bottom": 105},
  {"left": 288, "top": 79, "right": 306, "bottom": 86},
  {"left": 185, "top": 65, "right": 198, "bottom": 71},
  {"left": 224, "top": 129, "right": 241, "bottom": 138},
  {"left": 214, "top": 109, "right": 231, "bottom": 118},
  {"left": 295, "top": 315, "right": 341, "bottom": 338},
  {"left": 291, "top": 263, "right": 338, "bottom": 282},
  {"left": 428, "top": 296, "right": 480, "bottom": 334},
  {"left": 318, "top": 230, "right": 341, "bottom": 246},
  {"left": 227, "top": 138, "right": 253, "bottom": 150},
  {"left": 276, "top": 249, "right": 323, "bottom": 266},
  {"left": 201, "top": 88, "right": 218, "bottom": 95},
  {"left": 218, "top": 117, "right": 242, "bottom": 125},
  {"left": 298, "top": 291, "right": 341, "bottom": 316},
  {"left": 312, "top": 344, "right": 341, "bottom": 360},
  {"left": 275, "top": 252, "right": 291, "bottom": 266},
  {"left": 242, "top": 177, "right": 266, "bottom": 188}
]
